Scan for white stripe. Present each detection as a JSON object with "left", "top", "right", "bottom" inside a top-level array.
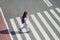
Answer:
[
  {"left": 43, "top": 0, "right": 50, "bottom": 7},
  {"left": 16, "top": 17, "right": 41, "bottom": 40},
  {"left": 44, "top": 11, "right": 60, "bottom": 33},
  {"left": 10, "top": 18, "right": 22, "bottom": 40},
  {"left": 0, "top": 7, "right": 14, "bottom": 40},
  {"left": 37, "top": 12, "right": 59, "bottom": 40},
  {"left": 16, "top": 17, "right": 31, "bottom": 40},
  {"left": 55, "top": 8, "right": 60, "bottom": 14},
  {"left": 50, "top": 9, "right": 60, "bottom": 22},
  {"left": 46, "top": 0, "right": 53, "bottom": 6},
  {"left": 27, "top": 19, "right": 42, "bottom": 40},
  {"left": 30, "top": 15, "right": 50, "bottom": 40}
]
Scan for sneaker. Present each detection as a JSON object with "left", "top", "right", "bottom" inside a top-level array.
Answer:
[
  {"left": 20, "top": 29, "right": 22, "bottom": 32},
  {"left": 26, "top": 31, "right": 30, "bottom": 33}
]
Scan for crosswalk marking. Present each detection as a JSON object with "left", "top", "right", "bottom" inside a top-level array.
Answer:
[
  {"left": 10, "top": 18, "right": 22, "bottom": 40},
  {"left": 43, "top": 11, "right": 60, "bottom": 33},
  {"left": 46, "top": 0, "right": 53, "bottom": 6},
  {"left": 37, "top": 12, "right": 59, "bottom": 40},
  {"left": 43, "top": 0, "right": 53, "bottom": 7},
  {"left": 0, "top": 7, "right": 14, "bottom": 40},
  {"left": 43, "top": 0, "right": 50, "bottom": 7},
  {"left": 55, "top": 8, "right": 60, "bottom": 14},
  {"left": 50, "top": 9, "right": 60, "bottom": 22},
  {"left": 8, "top": 7, "right": 60, "bottom": 40},
  {"left": 16, "top": 17, "right": 41, "bottom": 40},
  {"left": 27, "top": 19, "right": 42, "bottom": 40},
  {"left": 16, "top": 17, "right": 31, "bottom": 40},
  {"left": 30, "top": 15, "right": 51, "bottom": 40}
]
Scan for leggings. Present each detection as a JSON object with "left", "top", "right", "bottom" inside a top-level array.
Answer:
[{"left": 21, "top": 23, "right": 29, "bottom": 32}]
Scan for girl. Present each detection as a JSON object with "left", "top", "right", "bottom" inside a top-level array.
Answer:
[{"left": 20, "top": 11, "right": 30, "bottom": 33}]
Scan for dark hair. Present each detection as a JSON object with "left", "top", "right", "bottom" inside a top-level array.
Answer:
[{"left": 22, "top": 11, "right": 28, "bottom": 17}]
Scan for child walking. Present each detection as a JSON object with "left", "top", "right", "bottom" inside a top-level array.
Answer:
[{"left": 20, "top": 11, "right": 30, "bottom": 33}]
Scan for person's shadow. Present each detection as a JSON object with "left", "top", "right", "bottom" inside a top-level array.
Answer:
[
  {"left": 0, "top": 29, "right": 27, "bottom": 35},
  {"left": 0, "top": 29, "right": 9, "bottom": 34},
  {"left": 10, "top": 29, "right": 25, "bottom": 35}
]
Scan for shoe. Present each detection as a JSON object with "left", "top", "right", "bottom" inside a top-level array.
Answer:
[
  {"left": 20, "top": 29, "right": 22, "bottom": 32},
  {"left": 26, "top": 31, "right": 30, "bottom": 33}
]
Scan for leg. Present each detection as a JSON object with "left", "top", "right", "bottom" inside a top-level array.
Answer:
[{"left": 25, "top": 24, "right": 30, "bottom": 33}]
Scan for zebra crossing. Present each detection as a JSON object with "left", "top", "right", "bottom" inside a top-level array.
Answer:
[
  {"left": 50, "top": 9, "right": 60, "bottom": 22},
  {"left": 9, "top": 7, "right": 60, "bottom": 40},
  {"left": 55, "top": 8, "right": 60, "bottom": 14},
  {"left": 30, "top": 15, "right": 50, "bottom": 40},
  {"left": 10, "top": 18, "right": 22, "bottom": 40},
  {"left": 37, "top": 12, "right": 59, "bottom": 40},
  {"left": 43, "top": 0, "right": 53, "bottom": 7},
  {"left": 44, "top": 11, "right": 60, "bottom": 33},
  {"left": 16, "top": 17, "right": 41, "bottom": 40}
]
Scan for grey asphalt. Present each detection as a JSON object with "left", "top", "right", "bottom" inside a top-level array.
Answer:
[{"left": 0, "top": 0, "right": 60, "bottom": 40}]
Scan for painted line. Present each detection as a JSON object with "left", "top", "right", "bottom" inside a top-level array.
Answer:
[
  {"left": 16, "top": 17, "right": 41, "bottom": 40},
  {"left": 50, "top": 9, "right": 60, "bottom": 22},
  {"left": 46, "top": 0, "right": 53, "bottom": 6},
  {"left": 30, "top": 15, "right": 50, "bottom": 40},
  {"left": 16, "top": 17, "right": 31, "bottom": 40},
  {"left": 0, "top": 7, "right": 14, "bottom": 40},
  {"left": 10, "top": 18, "right": 22, "bottom": 40},
  {"left": 43, "top": 0, "right": 50, "bottom": 7},
  {"left": 37, "top": 12, "right": 59, "bottom": 40},
  {"left": 44, "top": 11, "right": 60, "bottom": 33},
  {"left": 43, "top": 0, "right": 53, "bottom": 7},
  {"left": 28, "top": 19, "right": 42, "bottom": 40},
  {"left": 55, "top": 8, "right": 60, "bottom": 14}
]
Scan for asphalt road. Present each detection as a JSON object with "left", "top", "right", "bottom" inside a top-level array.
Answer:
[{"left": 0, "top": 0, "right": 60, "bottom": 40}]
